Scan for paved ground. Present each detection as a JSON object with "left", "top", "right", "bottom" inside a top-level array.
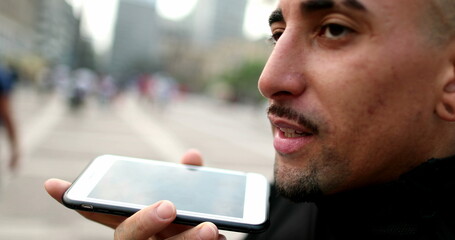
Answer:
[{"left": 0, "top": 87, "right": 275, "bottom": 240}]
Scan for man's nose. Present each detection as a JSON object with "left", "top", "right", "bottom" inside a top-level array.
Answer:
[{"left": 258, "top": 33, "right": 307, "bottom": 101}]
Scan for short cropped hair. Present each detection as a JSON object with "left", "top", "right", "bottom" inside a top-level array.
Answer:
[{"left": 427, "top": 0, "right": 455, "bottom": 42}]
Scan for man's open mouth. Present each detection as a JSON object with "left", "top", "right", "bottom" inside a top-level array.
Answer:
[{"left": 278, "top": 127, "right": 313, "bottom": 138}]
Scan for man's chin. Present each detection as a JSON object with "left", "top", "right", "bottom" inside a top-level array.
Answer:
[
  {"left": 275, "top": 180, "right": 324, "bottom": 202},
  {"left": 274, "top": 161, "right": 324, "bottom": 202}
]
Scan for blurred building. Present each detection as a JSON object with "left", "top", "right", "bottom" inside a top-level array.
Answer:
[
  {"left": 0, "top": 0, "right": 79, "bottom": 80},
  {"left": 190, "top": 0, "right": 247, "bottom": 48},
  {"left": 109, "top": 0, "right": 269, "bottom": 91},
  {"left": 0, "top": 0, "right": 39, "bottom": 58},
  {"left": 183, "top": 0, "right": 262, "bottom": 89},
  {"left": 36, "top": 0, "right": 79, "bottom": 66},
  {"left": 109, "top": 0, "right": 160, "bottom": 81},
  {"left": 157, "top": 0, "right": 248, "bottom": 50}
]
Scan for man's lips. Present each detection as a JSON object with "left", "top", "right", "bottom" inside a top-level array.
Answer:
[
  {"left": 269, "top": 115, "right": 315, "bottom": 136},
  {"left": 269, "top": 115, "right": 316, "bottom": 154}
]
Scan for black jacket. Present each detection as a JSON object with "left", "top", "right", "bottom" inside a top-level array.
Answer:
[{"left": 245, "top": 156, "right": 455, "bottom": 240}]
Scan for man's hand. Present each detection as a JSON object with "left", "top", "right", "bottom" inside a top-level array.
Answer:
[
  {"left": 44, "top": 178, "right": 130, "bottom": 229},
  {"left": 114, "top": 200, "right": 220, "bottom": 240},
  {"left": 44, "top": 149, "right": 225, "bottom": 239}
]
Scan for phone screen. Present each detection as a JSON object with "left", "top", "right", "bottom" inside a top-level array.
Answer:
[
  {"left": 64, "top": 155, "right": 270, "bottom": 233},
  {"left": 87, "top": 159, "right": 247, "bottom": 218}
]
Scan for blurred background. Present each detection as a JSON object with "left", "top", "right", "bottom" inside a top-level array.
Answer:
[{"left": 0, "top": 0, "right": 278, "bottom": 239}]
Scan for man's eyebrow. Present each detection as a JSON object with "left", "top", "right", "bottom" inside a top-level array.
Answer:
[
  {"left": 268, "top": 0, "right": 367, "bottom": 26},
  {"left": 301, "top": 0, "right": 367, "bottom": 13},
  {"left": 344, "top": 0, "right": 367, "bottom": 11},
  {"left": 269, "top": 9, "right": 284, "bottom": 26}
]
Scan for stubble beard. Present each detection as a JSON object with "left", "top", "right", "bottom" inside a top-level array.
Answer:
[
  {"left": 274, "top": 147, "right": 349, "bottom": 203},
  {"left": 274, "top": 158, "right": 324, "bottom": 202}
]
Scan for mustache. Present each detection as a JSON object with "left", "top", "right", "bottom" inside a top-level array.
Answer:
[{"left": 267, "top": 104, "right": 319, "bottom": 134}]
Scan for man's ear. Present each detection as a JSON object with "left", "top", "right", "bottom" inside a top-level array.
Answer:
[{"left": 435, "top": 60, "right": 455, "bottom": 121}]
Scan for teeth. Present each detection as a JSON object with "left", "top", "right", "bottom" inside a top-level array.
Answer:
[{"left": 279, "top": 128, "right": 308, "bottom": 138}]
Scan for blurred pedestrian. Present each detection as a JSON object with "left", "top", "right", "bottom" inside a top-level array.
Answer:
[
  {"left": 97, "top": 73, "right": 117, "bottom": 107},
  {"left": 68, "top": 68, "right": 95, "bottom": 111},
  {"left": 153, "top": 72, "right": 177, "bottom": 112},
  {"left": 0, "top": 63, "right": 19, "bottom": 172}
]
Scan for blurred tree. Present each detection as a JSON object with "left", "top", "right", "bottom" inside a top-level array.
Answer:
[
  {"left": 217, "top": 60, "right": 266, "bottom": 104},
  {"left": 73, "top": 37, "right": 97, "bottom": 70}
]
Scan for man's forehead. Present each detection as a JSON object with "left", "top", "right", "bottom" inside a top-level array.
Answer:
[
  {"left": 276, "top": 0, "right": 368, "bottom": 12},
  {"left": 270, "top": 0, "right": 369, "bottom": 25},
  {"left": 276, "top": 0, "right": 427, "bottom": 12}
]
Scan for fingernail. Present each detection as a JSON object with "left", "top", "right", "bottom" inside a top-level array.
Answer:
[
  {"left": 445, "top": 82, "right": 455, "bottom": 92},
  {"left": 199, "top": 223, "right": 217, "bottom": 240},
  {"left": 156, "top": 201, "right": 174, "bottom": 220}
]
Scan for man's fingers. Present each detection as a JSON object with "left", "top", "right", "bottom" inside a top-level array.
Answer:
[
  {"left": 180, "top": 149, "right": 203, "bottom": 166},
  {"left": 44, "top": 178, "right": 71, "bottom": 204},
  {"left": 78, "top": 211, "right": 127, "bottom": 229},
  {"left": 114, "top": 200, "right": 177, "bottom": 240},
  {"left": 44, "top": 178, "right": 127, "bottom": 229},
  {"left": 166, "top": 222, "right": 224, "bottom": 240},
  {"left": 114, "top": 201, "right": 223, "bottom": 240}
]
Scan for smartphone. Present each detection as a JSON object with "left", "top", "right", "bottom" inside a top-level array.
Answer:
[{"left": 63, "top": 154, "right": 270, "bottom": 233}]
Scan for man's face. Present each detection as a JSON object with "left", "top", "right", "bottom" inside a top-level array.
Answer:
[{"left": 259, "top": 0, "right": 448, "bottom": 201}]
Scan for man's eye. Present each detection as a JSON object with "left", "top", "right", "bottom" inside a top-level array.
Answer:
[
  {"left": 319, "top": 24, "right": 352, "bottom": 39},
  {"left": 268, "top": 31, "right": 283, "bottom": 45}
]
